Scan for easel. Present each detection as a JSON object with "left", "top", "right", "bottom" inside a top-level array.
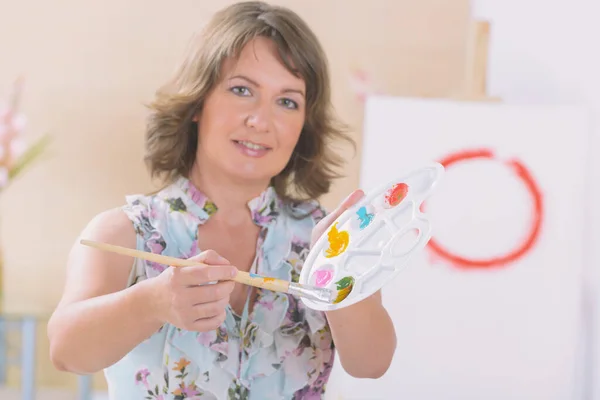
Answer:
[{"left": 453, "top": 20, "right": 501, "bottom": 102}]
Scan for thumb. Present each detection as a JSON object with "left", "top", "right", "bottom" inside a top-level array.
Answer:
[
  {"left": 189, "top": 249, "right": 230, "bottom": 265},
  {"left": 337, "top": 189, "right": 365, "bottom": 211},
  {"left": 323, "top": 189, "right": 365, "bottom": 225},
  {"left": 313, "top": 190, "right": 365, "bottom": 246}
]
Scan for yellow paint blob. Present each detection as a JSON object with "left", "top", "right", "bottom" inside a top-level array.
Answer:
[{"left": 324, "top": 223, "right": 349, "bottom": 258}]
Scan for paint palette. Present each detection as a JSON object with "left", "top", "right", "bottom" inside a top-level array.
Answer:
[{"left": 299, "top": 162, "right": 444, "bottom": 311}]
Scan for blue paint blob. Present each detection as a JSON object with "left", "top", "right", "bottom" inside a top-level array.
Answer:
[
  {"left": 356, "top": 206, "right": 374, "bottom": 230},
  {"left": 249, "top": 273, "right": 261, "bottom": 278}
]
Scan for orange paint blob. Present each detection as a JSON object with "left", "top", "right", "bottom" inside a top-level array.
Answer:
[
  {"left": 324, "top": 223, "right": 349, "bottom": 258},
  {"left": 385, "top": 183, "right": 409, "bottom": 207},
  {"left": 263, "top": 277, "right": 275, "bottom": 283}
]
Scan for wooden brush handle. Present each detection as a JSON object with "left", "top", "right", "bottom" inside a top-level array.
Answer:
[
  {"left": 79, "top": 239, "right": 291, "bottom": 293},
  {"left": 233, "top": 271, "right": 291, "bottom": 293}
]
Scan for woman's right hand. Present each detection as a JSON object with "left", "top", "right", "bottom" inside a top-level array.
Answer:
[{"left": 152, "top": 249, "right": 237, "bottom": 332}]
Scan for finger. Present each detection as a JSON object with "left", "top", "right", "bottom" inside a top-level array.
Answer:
[
  {"left": 317, "top": 189, "right": 365, "bottom": 229},
  {"left": 176, "top": 264, "right": 238, "bottom": 285},
  {"left": 338, "top": 189, "right": 365, "bottom": 210},
  {"left": 182, "top": 281, "right": 235, "bottom": 304},
  {"left": 189, "top": 249, "right": 230, "bottom": 265},
  {"left": 190, "top": 297, "right": 230, "bottom": 321},
  {"left": 189, "top": 310, "right": 227, "bottom": 332}
]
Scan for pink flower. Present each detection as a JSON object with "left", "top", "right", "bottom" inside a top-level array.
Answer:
[
  {"left": 146, "top": 238, "right": 165, "bottom": 254},
  {"left": 211, "top": 341, "right": 228, "bottom": 355},
  {"left": 134, "top": 368, "right": 150, "bottom": 387},
  {"left": 182, "top": 239, "right": 199, "bottom": 259},
  {"left": 173, "top": 383, "right": 202, "bottom": 398},
  {"left": 257, "top": 298, "right": 275, "bottom": 311},
  {"left": 190, "top": 188, "right": 206, "bottom": 205},
  {"left": 252, "top": 211, "right": 272, "bottom": 226},
  {"left": 183, "top": 385, "right": 202, "bottom": 397},
  {"left": 197, "top": 331, "right": 216, "bottom": 347},
  {"left": 310, "top": 347, "right": 333, "bottom": 380}
]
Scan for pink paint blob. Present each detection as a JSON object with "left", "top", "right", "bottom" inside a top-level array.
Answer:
[{"left": 314, "top": 269, "right": 333, "bottom": 287}]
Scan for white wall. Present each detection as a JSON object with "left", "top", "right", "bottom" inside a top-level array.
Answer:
[
  {"left": 473, "top": 0, "right": 600, "bottom": 105},
  {"left": 468, "top": 1, "right": 600, "bottom": 399},
  {"left": 326, "top": 2, "right": 600, "bottom": 399}
]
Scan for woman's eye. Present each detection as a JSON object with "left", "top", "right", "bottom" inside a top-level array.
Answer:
[
  {"left": 231, "top": 86, "right": 251, "bottom": 96},
  {"left": 279, "top": 98, "right": 298, "bottom": 110}
]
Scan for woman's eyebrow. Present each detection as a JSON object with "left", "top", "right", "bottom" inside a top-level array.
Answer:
[{"left": 229, "top": 74, "right": 305, "bottom": 97}]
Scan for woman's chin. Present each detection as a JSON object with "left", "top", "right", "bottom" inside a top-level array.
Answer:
[{"left": 223, "top": 165, "right": 277, "bottom": 186}]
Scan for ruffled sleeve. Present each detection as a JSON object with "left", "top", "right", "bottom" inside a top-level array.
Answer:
[
  {"left": 120, "top": 194, "right": 155, "bottom": 287},
  {"left": 121, "top": 193, "right": 171, "bottom": 281}
]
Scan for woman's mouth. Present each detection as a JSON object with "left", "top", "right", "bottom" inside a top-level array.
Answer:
[{"left": 233, "top": 140, "right": 271, "bottom": 157}]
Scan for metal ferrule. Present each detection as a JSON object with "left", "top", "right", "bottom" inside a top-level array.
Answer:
[{"left": 288, "top": 282, "right": 335, "bottom": 303}]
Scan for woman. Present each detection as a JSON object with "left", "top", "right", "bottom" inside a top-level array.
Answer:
[{"left": 48, "top": 1, "right": 396, "bottom": 399}]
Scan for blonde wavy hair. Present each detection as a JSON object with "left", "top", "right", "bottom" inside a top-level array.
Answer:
[{"left": 144, "top": 1, "right": 354, "bottom": 203}]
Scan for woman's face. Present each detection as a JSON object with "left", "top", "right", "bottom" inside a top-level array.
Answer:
[{"left": 195, "top": 36, "right": 306, "bottom": 187}]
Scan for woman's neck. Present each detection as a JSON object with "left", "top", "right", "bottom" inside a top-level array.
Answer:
[{"left": 187, "top": 162, "right": 270, "bottom": 218}]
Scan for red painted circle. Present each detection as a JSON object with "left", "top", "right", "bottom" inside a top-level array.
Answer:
[{"left": 422, "top": 148, "right": 543, "bottom": 269}]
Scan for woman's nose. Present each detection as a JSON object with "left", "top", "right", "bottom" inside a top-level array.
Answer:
[{"left": 245, "top": 103, "right": 271, "bottom": 133}]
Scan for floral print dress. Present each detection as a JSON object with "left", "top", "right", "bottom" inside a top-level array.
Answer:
[{"left": 103, "top": 177, "right": 335, "bottom": 399}]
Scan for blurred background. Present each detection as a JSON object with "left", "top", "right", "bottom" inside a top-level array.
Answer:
[{"left": 1, "top": 0, "right": 599, "bottom": 399}]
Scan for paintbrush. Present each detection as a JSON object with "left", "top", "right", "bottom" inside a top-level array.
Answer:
[{"left": 79, "top": 239, "right": 346, "bottom": 304}]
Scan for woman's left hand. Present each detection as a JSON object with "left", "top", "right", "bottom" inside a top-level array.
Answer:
[
  {"left": 311, "top": 189, "right": 365, "bottom": 247},
  {"left": 309, "top": 189, "right": 397, "bottom": 379}
]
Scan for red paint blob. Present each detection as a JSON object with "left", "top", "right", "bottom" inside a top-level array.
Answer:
[
  {"left": 385, "top": 183, "right": 409, "bottom": 207},
  {"left": 421, "top": 148, "right": 544, "bottom": 269}
]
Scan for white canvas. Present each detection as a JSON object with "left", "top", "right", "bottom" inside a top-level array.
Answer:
[{"left": 325, "top": 96, "right": 592, "bottom": 400}]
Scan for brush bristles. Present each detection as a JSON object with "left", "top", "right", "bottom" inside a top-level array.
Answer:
[
  {"left": 288, "top": 276, "right": 356, "bottom": 305},
  {"left": 287, "top": 282, "right": 336, "bottom": 303}
]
